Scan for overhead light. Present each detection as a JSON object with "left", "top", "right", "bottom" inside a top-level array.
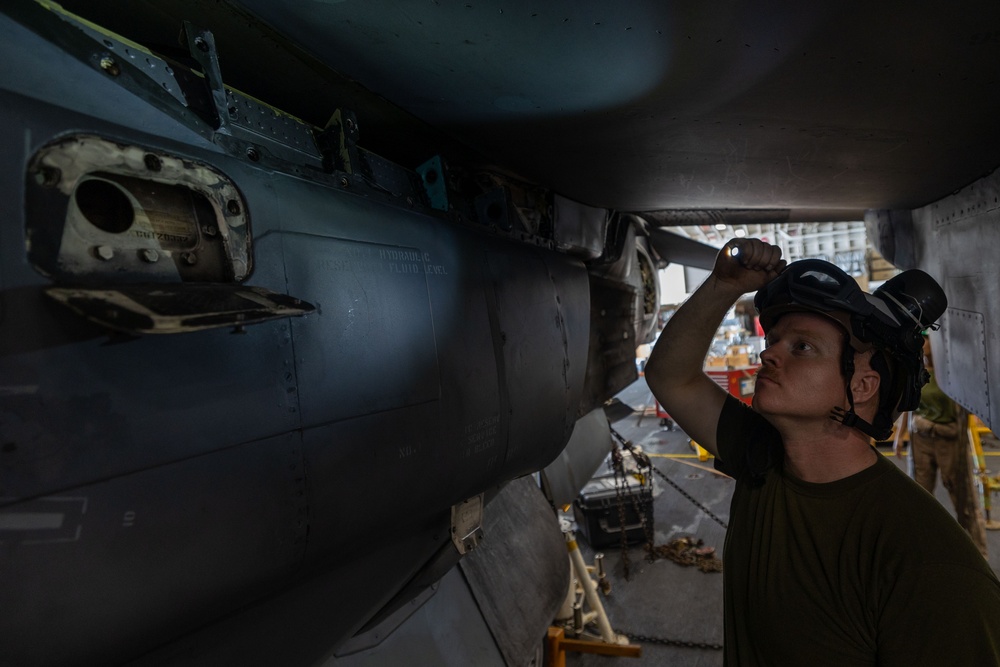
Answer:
[
  {"left": 735, "top": 228, "right": 747, "bottom": 237},
  {"left": 714, "top": 223, "right": 727, "bottom": 230}
]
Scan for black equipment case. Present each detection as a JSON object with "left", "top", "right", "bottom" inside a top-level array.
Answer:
[{"left": 572, "top": 472, "right": 653, "bottom": 548}]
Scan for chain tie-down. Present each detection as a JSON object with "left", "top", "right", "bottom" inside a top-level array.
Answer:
[{"left": 606, "top": 426, "right": 725, "bottom": 651}]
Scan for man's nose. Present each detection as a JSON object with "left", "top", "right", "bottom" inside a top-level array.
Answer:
[{"left": 759, "top": 346, "right": 778, "bottom": 365}]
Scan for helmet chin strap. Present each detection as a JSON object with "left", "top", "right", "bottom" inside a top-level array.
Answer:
[
  {"left": 828, "top": 331, "right": 892, "bottom": 441},
  {"left": 830, "top": 406, "right": 888, "bottom": 440}
]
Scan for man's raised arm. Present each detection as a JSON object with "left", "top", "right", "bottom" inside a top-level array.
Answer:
[{"left": 644, "top": 239, "right": 784, "bottom": 457}]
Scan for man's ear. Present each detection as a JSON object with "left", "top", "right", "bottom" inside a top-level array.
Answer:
[{"left": 851, "top": 367, "right": 881, "bottom": 404}]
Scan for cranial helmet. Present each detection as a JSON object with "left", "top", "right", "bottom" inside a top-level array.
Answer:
[{"left": 753, "top": 259, "right": 948, "bottom": 440}]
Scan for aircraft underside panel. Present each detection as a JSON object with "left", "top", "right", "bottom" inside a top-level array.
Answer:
[
  {"left": 459, "top": 476, "right": 570, "bottom": 667},
  {"left": 326, "top": 476, "right": 567, "bottom": 666},
  {"left": 867, "top": 166, "right": 1000, "bottom": 428},
  {"left": 280, "top": 232, "right": 442, "bottom": 424},
  {"left": 2, "top": 433, "right": 307, "bottom": 667},
  {"left": 126, "top": 510, "right": 450, "bottom": 666},
  {"left": 329, "top": 567, "right": 507, "bottom": 667},
  {"left": 0, "top": 7, "right": 599, "bottom": 664}
]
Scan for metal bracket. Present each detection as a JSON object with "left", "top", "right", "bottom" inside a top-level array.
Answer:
[
  {"left": 316, "top": 108, "right": 361, "bottom": 174},
  {"left": 45, "top": 284, "right": 315, "bottom": 336},
  {"left": 181, "top": 23, "right": 324, "bottom": 167},
  {"left": 450, "top": 493, "right": 485, "bottom": 554},
  {"left": 183, "top": 23, "right": 230, "bottom": 133}
]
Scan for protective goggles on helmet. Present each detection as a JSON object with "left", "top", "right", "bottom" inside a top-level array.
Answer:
[{"left": 754, "top": 259, "right": 945, "bottom": 353}]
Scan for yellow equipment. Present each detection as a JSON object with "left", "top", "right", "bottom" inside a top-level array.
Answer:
[{"left": 968, "top": 414, "right": 1000, "bottom": 530}]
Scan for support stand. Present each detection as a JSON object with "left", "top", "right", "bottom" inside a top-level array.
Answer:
[{"left": 547, "top": 526, "right": 641, "bottom": 665}]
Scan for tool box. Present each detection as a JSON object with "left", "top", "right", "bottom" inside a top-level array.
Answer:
[{"left": 573, "top": 471, "right": 653, "bottom": 548}]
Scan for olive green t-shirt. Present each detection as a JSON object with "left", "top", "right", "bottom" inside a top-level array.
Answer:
[
  {"left": 715, "top": 395, "right": 1000, "bottom": 666},
  {"left": 915, "top": 370, "right": 956, "bottom": 424}
]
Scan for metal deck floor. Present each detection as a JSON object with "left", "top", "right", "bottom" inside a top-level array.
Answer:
[{"left": 565, "top": 376, "right": 1000, "bottom": 667}]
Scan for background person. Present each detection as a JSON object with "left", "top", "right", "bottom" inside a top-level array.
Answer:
[{"left": 894, "top": 335, "right": 989, "bottom": 557}]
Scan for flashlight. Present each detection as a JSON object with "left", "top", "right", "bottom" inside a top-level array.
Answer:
[{"left": 726, "top": 243, "right": 746, "bottom": 266}]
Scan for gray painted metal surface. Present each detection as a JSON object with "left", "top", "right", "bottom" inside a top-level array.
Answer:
[
  {"left": 543, "top": 408, "right": 614, "bottom": 509},
  {"left": 869, "top": 166, "right": 1000, "bottom": 428},
  {"left": 460, "top": 477, "right": 569, "bottom": 667},
  {"left": 0, "top": 6, "right": 606, "bottom": 664}
]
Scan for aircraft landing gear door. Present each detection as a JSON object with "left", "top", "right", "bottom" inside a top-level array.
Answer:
[{"left": 25, "top": 135, "right": 314, "bottom": 334}]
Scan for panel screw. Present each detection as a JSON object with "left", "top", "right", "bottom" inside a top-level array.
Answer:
[
  {"left": 202, "top": 224, "right": 218, "bottom": 237},
  {"left": 139, "top": 248, "right": 159, "bottom": 263},
  {"left": 94, "top": 245, "right": 115, "bottom": 261},
  {"left": 246, "top": 146, "right": 260, "bottom": 162},
  {"left": 34, "top": 166, "right": 60, "bottom": 188},
  {"left": 181, "top": 252, "right": 198, "bottom": 265},
  {"left": 100, "top": 57, "right": 120, "bottom": 77}
]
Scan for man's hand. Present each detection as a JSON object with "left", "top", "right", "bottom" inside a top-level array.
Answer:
[
  {"left": 645, "top": 236, "right": 784, "bottom": 459},
  {"left": 712, "top": 238, "right": 786, "bottom": 295}
]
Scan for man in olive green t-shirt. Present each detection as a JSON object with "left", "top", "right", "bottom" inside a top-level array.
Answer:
[
  {"left": 646, "top": 237, "right": 1000, "bottom": 665},
  {"left": 894, "top": 336, "right": 988, "bottom": 556}
]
